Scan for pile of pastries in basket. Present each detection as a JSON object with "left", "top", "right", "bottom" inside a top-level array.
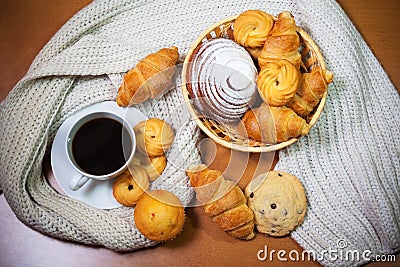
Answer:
[
  {"left": 187, "top": 9, "right": 333, "bottom": 144},
  {"left": 111, "top": 9, "right": 330, "bottom": 242}
]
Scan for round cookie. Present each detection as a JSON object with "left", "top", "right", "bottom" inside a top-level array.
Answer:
[
  {"left": 134, "top": 190, "right": 185, "bottom": 242},
  {"left": 134, "top": 118, "right": 174, "bottom": 157},
  {"left": 245, "top": 171, "right": 307, "bottom": 236},
  {"left": 144, "top": 155, "right": 167, "bottom": 181},
  {"left": 112, "top": 167, "right": 149, "bottom": 207},
  {"left": 233, "top": 9, "right": 274, "bottom": 48},
  {"left": 132, "top": 152, "right": 167, "bottom": 181}
]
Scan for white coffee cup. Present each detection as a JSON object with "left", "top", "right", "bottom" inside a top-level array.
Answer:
[{"left": 66, "top": 111, "right": 136, "bottom": 191}]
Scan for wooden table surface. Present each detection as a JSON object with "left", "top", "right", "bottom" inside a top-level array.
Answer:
[{"left": 0, "top": 1, "right": 399, "bottom": 266}]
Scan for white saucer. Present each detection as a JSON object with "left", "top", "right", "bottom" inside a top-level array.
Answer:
[{"left": 51, "top": 101, "right": 147, "bottom": 209}]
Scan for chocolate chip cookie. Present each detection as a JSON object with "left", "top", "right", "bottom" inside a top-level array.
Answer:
[{"left": 245, "top": 171, "right": 307, "bottom": 236}]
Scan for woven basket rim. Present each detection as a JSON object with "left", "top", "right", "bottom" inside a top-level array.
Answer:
[{"left": 181, "top": 15, "right": 328, "bottom": 153}]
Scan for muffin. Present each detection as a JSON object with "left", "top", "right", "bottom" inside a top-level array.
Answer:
[{"left": 134, "top": 190, "right": 185, "bottom": 242}]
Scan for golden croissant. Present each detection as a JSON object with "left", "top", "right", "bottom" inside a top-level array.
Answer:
[
  {"left": 239, "top": 103, "right": 275, "bottom": 143},
  {"left": 241, "top": 103, "right": 310, "bottom": 143},
  {"left": 271, "top": 105, "right": 310, "bottom": 142},
  {"left": 233, "top": 9, "right": 274, "bottom": 48},
  {"left": 288, "top": 66, "right": 334, "bottom": 116},
  {"left": 186, "top": 165, "right": 255, "bottom": 240},
  {"left": 116, "top": 46, "right": 179, "bottom": 106},
  {"left": 258, "top": 11, "right": 301, "bottom": 69},
  {"left": 257, "top": 59, "right": 300, "bottom": 106}
]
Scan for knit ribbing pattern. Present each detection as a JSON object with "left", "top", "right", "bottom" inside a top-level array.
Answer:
[
  {"left": 278, "top": 1, "right": 400, "bottom": 266},
  {"left": 0, "top": 0, "right": 398, "bottom": 263}
]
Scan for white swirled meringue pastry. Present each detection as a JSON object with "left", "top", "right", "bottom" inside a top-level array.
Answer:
[{"left": 188, "top": 38, "right": 258, "bottom": 122}]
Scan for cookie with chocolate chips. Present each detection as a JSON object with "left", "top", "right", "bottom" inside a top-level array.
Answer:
[{"left": 245, "top": 171, "right": 307, "bottom": 237}]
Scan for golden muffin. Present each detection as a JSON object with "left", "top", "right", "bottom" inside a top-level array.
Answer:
[{"left": 134, "top": 190, "right": 185, "bottom": 242}]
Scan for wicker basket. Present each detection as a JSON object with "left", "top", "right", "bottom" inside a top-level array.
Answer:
[{"left": 182, "top": 15, "right": 328, "bottom": 153}]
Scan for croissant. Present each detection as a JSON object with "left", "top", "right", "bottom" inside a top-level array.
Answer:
[
  {"left": 186, "top": 165, "right": 255, "bottom": 240},
  {"left": 258, "top": 11, "right": 301, "bottom": 69},
  {"left": 233, "top": 10, "right": 274, "bottom": 48},
  {"left": 287, "top": 66, "right": 334, "bottom": 116},
  {"left": 116, "top": 46, "right": 179, "bottom": 106},
  {"left": 240, "top": 108, "right": 262, "bottom": 141},
  {"left": 257, "top": 59, "right": 300, "bottom": 106},
  {"left": 240, "top": 103, "right": 275, "bottom": 143},
  {"left": 241, "top": 103, "right": 310, "bottom": 143},
  {"left": 271, "top": 105, "right": 310, "bottom": 142}
]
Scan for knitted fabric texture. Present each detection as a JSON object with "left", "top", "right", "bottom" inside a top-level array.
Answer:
[
  {"left": 0, "top": 0, "right": 399, "bottom": 265},
  {"left": 275, "top": 1, "right": 400, "bottom": 266}
]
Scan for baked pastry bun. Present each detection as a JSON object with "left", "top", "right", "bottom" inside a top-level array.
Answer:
[
  {"left": 112, "top": 167, "right": 149, "bottom": 207},
  {"left": 134, "top": 118, "right": 174, "bottom": 157},
  {"left": 270, "top": 105, "right": 309, "bottom": 142},
  {"left": 239, "top": 104, "right": 275, "bottom": 143},
  {"left": 287, "top": 66, "right": 334, "bottom": 116},
  {"left": 240, "top": 108, "right": 263, "bottom": 142},
  {"left": 233, "top": 9, "right": 274, "bottom": 48},
  {"left": 134, "top": 190, "right": 185, "bottom": 242},
  {"left": 188, "top": 38, "right": 258, "bottom": 122}
]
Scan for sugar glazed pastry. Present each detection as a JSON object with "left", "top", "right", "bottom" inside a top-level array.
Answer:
[
  {"left": 241, "top": 103, "right": 309, "bottom": 143},
  {"left": 233, "top": 10, "right": 274, "bottom": 48},
  {"left": 258, "top": 11, "right": 301, "bottom": 69},
  {"left": 257, "top": 59, "right": 300, "bottom": 106},
  {"left": 112, "top": 167, "right": 149, "bottom": 207},
  {"left": 245, "top": 171, "right": 307, "bottom": 237},
  {"left": 188, "top": 38, "right": 258, "bottom": 122},
  {"left": 186, "top": 164, "right": 255, "bottom": 240},
  {"left": 287, "top": 66, "right": 334, "bottom": 116},
  {"left": 134, "top": 118, "right": 174, "bottom": 157},
  {"left": 116, "top": 46, "right": 179, "bottom": 106},
  {"left": 134, "top": 190, "right": 185, "bottom": 242}
]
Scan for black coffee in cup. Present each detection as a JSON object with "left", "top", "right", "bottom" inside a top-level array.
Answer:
[{"left": 71, "top": 117, "right": 132, "bottom": 176}]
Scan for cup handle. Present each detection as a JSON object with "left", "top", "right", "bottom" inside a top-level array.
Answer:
[{"left": 69, "top": 173, "right": 90, "bottom": 191}]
